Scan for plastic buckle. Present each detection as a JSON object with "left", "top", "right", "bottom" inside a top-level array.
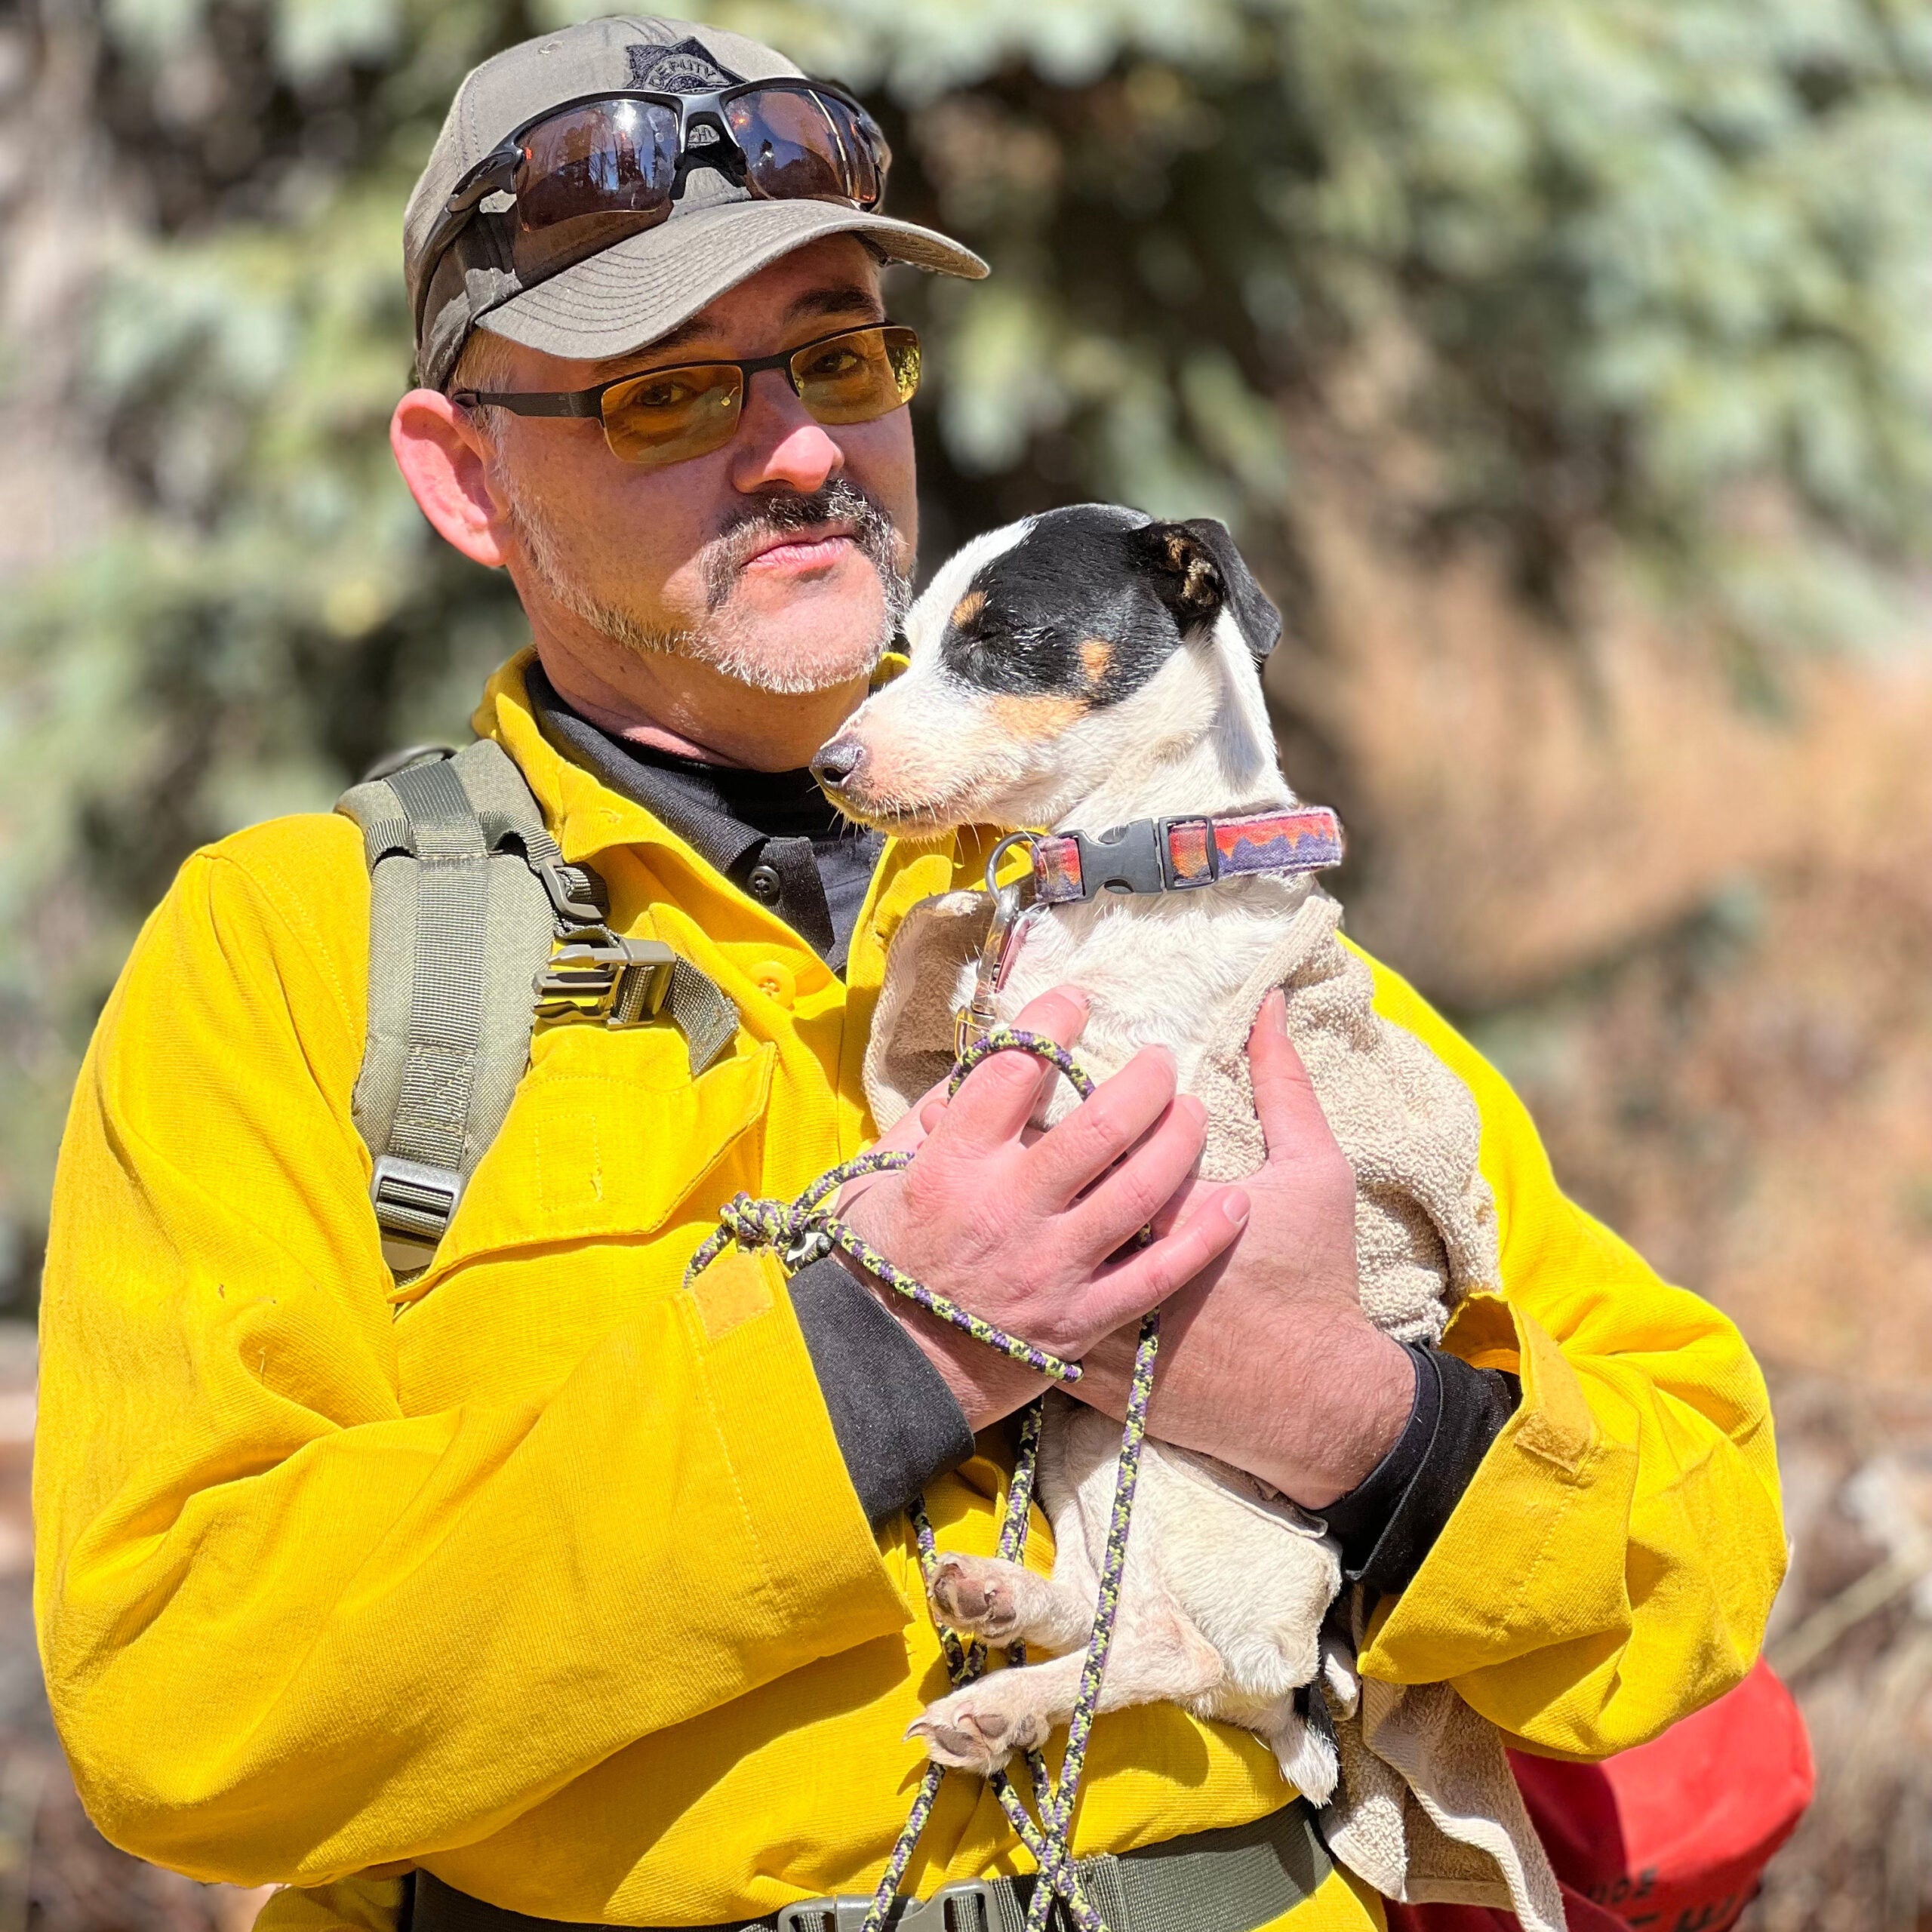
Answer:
[
  {"left": 370, "top": 1155, "right": 463, "bottom": 1272},
  {"left": 534, "top": 936, "right": 676, "bottom": 1028},
  {"left": 1072, "top": 819, "right": 1167, "bottom": 897},
  {"left": 1156, "top": 814, "right": 1220, "bottom": 889},
  {"left": 776, "top": 1883, "right": 993, "bottom": 1932},
  {"left": 774, "top": 1900, "right": 871, "bottom": 1932},
  {"left": 534, "top": 855, "right": 608, "bottom": 931}
]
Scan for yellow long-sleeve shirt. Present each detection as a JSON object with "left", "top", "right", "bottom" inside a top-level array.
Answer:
[{"left": 35, "top": 657, "right": 1785, "bottom": 1932}]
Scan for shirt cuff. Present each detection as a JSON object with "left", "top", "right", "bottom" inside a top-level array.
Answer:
[
  {"left": 787, "top": 1255, "right": 977, "bottom": 1527},
  {"left": 1321, "top": 1343, "right": 1522, "bottom": 1599}
]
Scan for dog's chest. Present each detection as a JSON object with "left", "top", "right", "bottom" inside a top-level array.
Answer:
[{"left": 971, "top": 883, "right": 1312, "bottom": 1103}]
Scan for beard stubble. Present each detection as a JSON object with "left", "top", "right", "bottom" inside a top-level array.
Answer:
[{"left": 503, "top": 475, "right": 912, "bottom": 697}]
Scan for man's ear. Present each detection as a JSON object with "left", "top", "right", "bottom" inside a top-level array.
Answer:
[
  {"left": 390, "top": 389, "right": 515, "bottom": 569},
  {"left": 1137, "top": 517, "right": 1282, "bottom": 663}
]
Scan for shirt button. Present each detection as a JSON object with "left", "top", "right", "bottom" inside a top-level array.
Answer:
[
  {"left": 754, "top": 960, "right": 796, "bottom": 1008},
  {"left": 747, "top": 863, "right": 783, "bottom": 903}
]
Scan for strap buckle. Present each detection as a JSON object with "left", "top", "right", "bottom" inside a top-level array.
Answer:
[
  {"left": 1071, "top": 819, "right": 1166, "bottom": 897},
  {"left": 533, "top": 854, "right": 608, "bottom": 931},
  {"left": 776, "top": 1882, "right": 992, "bottom": 1932},
  {"left": 370, "top": 1155, "right": 464, "bottom": 1272},
  {"left": 533, "top": 935, "right": 676, "bottom": 1027}
]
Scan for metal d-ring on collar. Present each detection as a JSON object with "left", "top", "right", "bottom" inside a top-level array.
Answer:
[{"left": 953, "top": 832, "right": 1043, "bottom": 1059}]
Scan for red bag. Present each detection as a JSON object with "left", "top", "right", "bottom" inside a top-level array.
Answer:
[{"left": 1382, "top": 1658, "right": 1813, "bottom": 1932}]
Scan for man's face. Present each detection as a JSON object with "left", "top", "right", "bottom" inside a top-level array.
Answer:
[{"left": 470, "top": 236, "right": 918, "bottom": 697}]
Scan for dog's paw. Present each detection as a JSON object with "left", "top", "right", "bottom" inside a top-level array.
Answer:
[
  {"left": 928, "top": 1555, "right": 1021, "bottom": 1641},
  {"left": 907, "top": 1690, "right": 1046, "bottom": 1774},
  {"left": 1270, "top": 1715, "right": 1340, "bottom": 1807}
]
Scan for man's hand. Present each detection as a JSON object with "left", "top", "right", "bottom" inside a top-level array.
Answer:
[
  {"left": 837, "top": 989, "right": 1252, "bottom": 1429},
  {"left": 1068, "top": 989, "right": 1417, "bottom": 1510}
]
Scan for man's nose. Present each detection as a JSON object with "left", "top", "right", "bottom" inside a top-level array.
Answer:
[{"left": 732, "top": 368, "right": 844, "bottom": 495}]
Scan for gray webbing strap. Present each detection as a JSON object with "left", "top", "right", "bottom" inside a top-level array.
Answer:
[
  {"left": 337, "top": 739, "right": 740, "bottom": 1275},
  {"left": 410, "top": 1801, "right": 1325, "bottom": 1932}
]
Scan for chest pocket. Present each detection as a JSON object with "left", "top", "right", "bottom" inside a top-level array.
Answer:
[{"left": 405, "top": 1023, "right": 776, "bottom": 1286}]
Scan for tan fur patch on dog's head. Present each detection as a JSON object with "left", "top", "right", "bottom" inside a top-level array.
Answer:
[
  {"left": 950, "top": 589, "right": 986, "bottom": 629},
  {"left": 1079, "top": 637, "right": 1114, "bottom": 682},
  {"left": 990, "top": 694, "right": 1091, "bottom": 742}
]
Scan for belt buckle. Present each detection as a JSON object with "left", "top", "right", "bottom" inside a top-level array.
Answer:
[{"left": 775, "top": 1882, "right": 993, "bottom": 1932}]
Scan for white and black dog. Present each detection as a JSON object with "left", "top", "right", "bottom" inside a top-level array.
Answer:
[{"left": 811, "top": 505, "right": 1494, "bottom": 1806}]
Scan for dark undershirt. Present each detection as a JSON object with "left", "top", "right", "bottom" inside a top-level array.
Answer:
[{"left": 527, "top": 668, "right": 1519, "bottom": 1597}]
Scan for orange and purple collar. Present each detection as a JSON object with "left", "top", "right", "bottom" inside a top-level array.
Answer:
[{"left": 1029, "top": 808, "right": 1344, "bottom": 905}]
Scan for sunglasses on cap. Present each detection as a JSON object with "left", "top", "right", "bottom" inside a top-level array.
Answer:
[
  {"left": 417, "top": 82, "right": 891, "bottom": 347},
  {"left": 451, "top": 321, "right": 922, "bottom": 470}
]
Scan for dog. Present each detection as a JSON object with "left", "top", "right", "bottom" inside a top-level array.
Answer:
[{"left": 810, "top": 504, "right": 1498, "bottom": 1808}]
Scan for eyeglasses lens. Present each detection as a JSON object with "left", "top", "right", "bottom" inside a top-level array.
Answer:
[
  {"left": 728, "top": 88, "right": 884, "bottom": 205},
  {"left": 599, "top": 363, "right": 746, "bottom": 467},
  {"left": 789, "top": 326, "right": 921, "bottom": 425},
  {"left": 516, "top": 98, "right": 679, "bottom": 264}
]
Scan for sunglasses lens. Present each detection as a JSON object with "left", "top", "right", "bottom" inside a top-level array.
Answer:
[
  {"left": 600, "top": 362, "right": 746, "bottom": 468},
  {"left": 515, "top": 98, "right": 679, "bottom": 269},
  {"left": 791, "top": 326, "right": 921, "bottom": 425},
  {"left": 728, "top": 87, "right": 887, "bottom": 206}
]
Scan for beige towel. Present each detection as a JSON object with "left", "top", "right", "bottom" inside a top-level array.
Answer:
[{"left": 865, "top": 881, "right": 1564, "bottom": 1932}]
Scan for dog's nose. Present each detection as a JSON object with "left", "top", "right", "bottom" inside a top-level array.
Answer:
[{"left": 811, "top": 739, "right": 866, "bottom": 788}]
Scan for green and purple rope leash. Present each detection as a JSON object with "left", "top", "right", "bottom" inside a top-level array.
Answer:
[{"left": 681, "top": 1025, "right": 1161, "bottom": 1932}]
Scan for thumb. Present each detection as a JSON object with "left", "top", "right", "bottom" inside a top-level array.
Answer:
[{"left": 1248, "top": 989, "right": 1336, "bottom": 1164}]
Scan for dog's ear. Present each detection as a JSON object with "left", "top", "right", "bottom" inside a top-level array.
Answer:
[{"left": 1137, "top": 518, "right": 1282, "bottom": 663}]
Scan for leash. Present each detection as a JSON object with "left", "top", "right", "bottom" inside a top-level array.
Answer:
[{"left": 683, "top": 1026, "right": 1163, "bottom": 1932}]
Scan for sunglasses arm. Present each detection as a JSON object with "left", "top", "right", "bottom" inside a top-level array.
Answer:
[{"left": 451, "top": 389, "right": 607, "bottom": 419}]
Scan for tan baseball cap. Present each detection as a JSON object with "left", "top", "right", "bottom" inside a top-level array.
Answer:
[{"left": 405, "top": 15, "right": 988, "bottom": 392}]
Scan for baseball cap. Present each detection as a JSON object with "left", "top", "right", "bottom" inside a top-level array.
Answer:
[{"left": 404, "top": 14, "right": 989, "bottom": 391}]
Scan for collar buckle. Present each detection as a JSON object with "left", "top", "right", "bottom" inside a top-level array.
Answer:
[{"left": 1071, "top": 818, "right": 1168, "bottom": 897}]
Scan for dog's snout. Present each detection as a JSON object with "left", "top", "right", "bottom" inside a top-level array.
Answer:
[{"left": 811, "top": 738, "right": 866, "bottom": 789}]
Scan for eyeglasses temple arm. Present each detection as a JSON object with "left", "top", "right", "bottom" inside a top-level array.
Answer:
[{"left": 453, "top": 391, "right": 605, "bottom": 419}]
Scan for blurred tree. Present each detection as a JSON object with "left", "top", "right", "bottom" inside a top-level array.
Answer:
[{"left": 4, "top": 0, "right": 1932, "bottom": 1303}]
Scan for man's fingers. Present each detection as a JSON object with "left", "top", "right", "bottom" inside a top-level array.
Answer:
[
  {"left": 1064, "top": 1092, "right": 1208, "bottom": 1256},
  {"left": 1248, "top": 988, "right": 1337, "bottom": 1165},
  {"left": 1081, "top": 1186, "right": 1251, "bottom": 1334},
  {"left": 1023, "top": 1044, "right": 1180, "bottom": 1208},
  {"left": 939, "top": 986, "right": 1088, "bottom": 1149}
]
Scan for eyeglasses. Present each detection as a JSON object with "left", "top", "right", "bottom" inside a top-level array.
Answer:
[
  {"left": 418, "top": 82, "right": 891, "bottom": 343},
  {"left": 451, "top": 321, "right": 921, "bottom": 469}
]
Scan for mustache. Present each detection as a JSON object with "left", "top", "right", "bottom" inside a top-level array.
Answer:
[{"left": 702, "top": 481, "right": 909, "bottom": 615}]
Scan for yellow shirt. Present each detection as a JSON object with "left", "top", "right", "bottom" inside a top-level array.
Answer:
[{"left": 35, "top": 658, "right": 1784, "bottom": 1932}]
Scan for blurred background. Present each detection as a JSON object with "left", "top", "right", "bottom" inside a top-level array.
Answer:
[{"left": 3, "top": 0, "right": 1932, "bottom": 1924}]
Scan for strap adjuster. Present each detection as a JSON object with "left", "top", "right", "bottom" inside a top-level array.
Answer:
[
  {"left": 776, "top": 1882, "right": 992, "bottom": 1932},
  {"left": 370, "top": 1155, "right": 464, "bottom": 1272},
  {"left": 534, "top": 935, "right": 676, "bottom": 1027},
  {"left": 533, "top": 854, "right": 608, "bottom": 931}
]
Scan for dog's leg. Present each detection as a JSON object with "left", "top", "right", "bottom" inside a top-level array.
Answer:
[
  {"left": 928, "top": 1554, "right": 1094, "bottom": 1654},
  {"left": 1255, "top": 1694, "right": 1340, "bottom": 1806},
  {"left": 911, "top": 1601, "right": 1223, "bottom": 1774}
]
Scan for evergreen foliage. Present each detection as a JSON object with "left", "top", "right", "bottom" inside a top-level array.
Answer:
[{"left": 5, "top": 0, "right": 1931, "bottom": 1297}]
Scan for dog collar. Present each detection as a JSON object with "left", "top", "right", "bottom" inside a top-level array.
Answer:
[
  {"left": 955, "top": 807, "right": 1344, "bottom": 1055},
  {"left": 1029, "top": 808, "right": 1344, "bottom": 905}
]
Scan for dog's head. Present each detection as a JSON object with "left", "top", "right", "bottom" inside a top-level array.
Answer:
[{"left": 811, "top": 504, "right": 1282, "bottom": 838}]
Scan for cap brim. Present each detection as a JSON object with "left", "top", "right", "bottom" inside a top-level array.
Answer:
[{"left": 476, "top": 199, "right": 989, "bottom": 368}]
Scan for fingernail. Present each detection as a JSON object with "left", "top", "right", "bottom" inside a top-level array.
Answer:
[
  {"left": 1180, "top": 1094, "right": 1208, "bottom": 1127},
  {"left": 1226, "top": 1192, "right": 1251, "bottom": 1226}
]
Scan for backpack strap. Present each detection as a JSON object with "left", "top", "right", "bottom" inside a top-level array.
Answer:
[{"left": 337, "top": 739, "right": 738, "bottom": 1275}]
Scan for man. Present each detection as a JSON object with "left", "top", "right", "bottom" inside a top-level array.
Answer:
[{"left": 34, "top": 18, "right": 1785, "bottom": 1932}]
